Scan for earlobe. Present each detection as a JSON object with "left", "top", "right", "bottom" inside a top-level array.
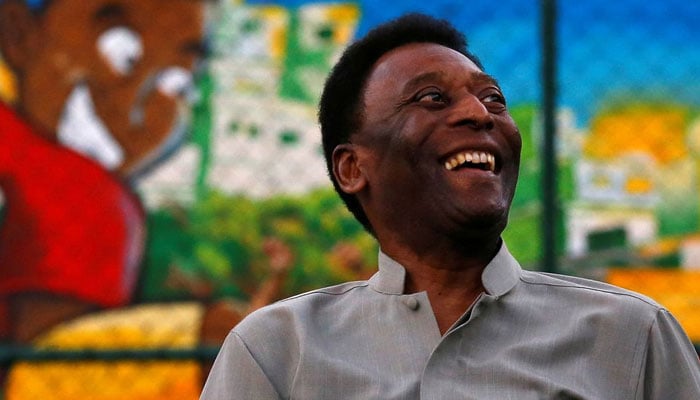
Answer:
[
  {"left": 332, "top": 144, "right": 368, "bottom": 194},
  {"left": 0, "top": 0, "right": 39, "bottom": 70}
]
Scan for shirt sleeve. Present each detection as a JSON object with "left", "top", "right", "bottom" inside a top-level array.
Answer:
[
  {"left": 200, "top": 331, "right": 282, "bottom": 400},
  {"left": 639, "top": 308, "right": 700, "bottom": 399}
]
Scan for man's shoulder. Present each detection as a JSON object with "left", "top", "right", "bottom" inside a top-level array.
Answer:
[
  {"left": 280, "top": 279, "right": 371, "bottom": 303},
  {"left": 519, "top": 269, "right": 662, "bottom": 312},
  {"left": 234, "top": 280, "right": 371, "bottom": 335}
]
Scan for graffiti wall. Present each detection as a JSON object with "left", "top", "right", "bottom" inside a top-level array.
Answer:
[{"left": 0, "top": 0, "right": 699, "bottom": 397}]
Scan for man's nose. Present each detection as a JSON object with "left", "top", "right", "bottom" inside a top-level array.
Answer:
[{"left": 446, "top": 94, "right": 494, "bottom": 131}]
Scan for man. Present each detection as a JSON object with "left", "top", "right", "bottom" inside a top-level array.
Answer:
[
  {"left": 0, "top": 0, "right": 206, "bottom": 342},
  {"left": 201, "top": 13, "right": 700, "bottom": 399}
]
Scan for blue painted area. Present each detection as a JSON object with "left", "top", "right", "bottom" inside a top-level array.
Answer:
[
  {"left": 6, "top": 0, "right": 46, "bottom": 8},
  {"left": 355, "top": 1, "right": 540, "bottom": 110},
  {"left": 558, "top": 0, "right": 700, "bottom": 123},
  {"left": 246, "top": 0, "right": 700, "bottom": 125}
]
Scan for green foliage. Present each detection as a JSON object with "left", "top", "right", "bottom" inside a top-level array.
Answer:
[
  {"left": 509, "top": 104, "right": 538, "bottom": 163},
  {"left": 139, "top": 188, "right": 376, "bottom": 303},
  {"left": 504, "top": 103, "right": 574, "bottom": 266},
  {"left": 502, "top": 203, "right": 541, "bottom": 267},
  {"left": 509, "top": 104, "right": 540, "bottom": 208},
  {"left": 502, "top": 103, "right": 545, "bottom": 266}
]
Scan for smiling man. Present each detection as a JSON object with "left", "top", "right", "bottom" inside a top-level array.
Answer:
[
  {"left": 0, "top": 0, "right": 206, "bottom": 343},
  {"left": 201, "top": 13, "right": 700, "bottom": 399}
]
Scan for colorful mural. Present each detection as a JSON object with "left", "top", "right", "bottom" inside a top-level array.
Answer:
[{"left": 1, "top": 0, "right": 699, "bottom": 397}]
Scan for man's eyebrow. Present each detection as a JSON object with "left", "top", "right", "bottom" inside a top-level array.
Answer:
[
  {"left": 401, "top": 70, "right": 502, "bottom": 95},
  {"left": 402, "top": 71, "right": 446, "bottom": 95},
  {"left": 473, "top": 72, "right": 502, "bottom": 89}
]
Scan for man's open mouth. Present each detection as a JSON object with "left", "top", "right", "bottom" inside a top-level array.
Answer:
[{"left": 443, "top": 151, "right": 496, "bottom": 172}]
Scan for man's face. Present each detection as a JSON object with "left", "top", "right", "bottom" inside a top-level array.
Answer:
[
  {"left": 4, "top": 0, "right": 206, "bottom": 176},
  {"left": 353, "top": 42, "right": 522, "bottom": 244}
]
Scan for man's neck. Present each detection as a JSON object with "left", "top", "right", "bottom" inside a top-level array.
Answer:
[
  {"left": 408, "top": 269, "right": 485, "bottom": 336},
  {"left": 381, "top": 237, "right": 501, "bottom": 335}
]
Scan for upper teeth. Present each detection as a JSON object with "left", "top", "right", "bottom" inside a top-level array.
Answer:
[{"left": 444, "top": 151, "right": 495, "bottom": 172}]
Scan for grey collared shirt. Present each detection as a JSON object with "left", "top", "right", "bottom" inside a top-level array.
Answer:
[{"left": 201, "top": 244, "right": 700, "bottom": 399}]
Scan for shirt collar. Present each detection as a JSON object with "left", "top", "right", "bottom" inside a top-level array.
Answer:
[{"left": 369, "top": 241, "right": 522, "bottom": 297}]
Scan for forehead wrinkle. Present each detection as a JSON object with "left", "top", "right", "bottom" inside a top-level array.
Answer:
[
  {"left": 400, "top": 70, "right": 501, "bottom": 100},
  {"left": 402, "top": 71, "right": 446, "bottom": 95}
]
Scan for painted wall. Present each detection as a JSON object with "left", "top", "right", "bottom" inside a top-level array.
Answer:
[{"left": 1, "top": 0, "right": 699, "bottom": 397}]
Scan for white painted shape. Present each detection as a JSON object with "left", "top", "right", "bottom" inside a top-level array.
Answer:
[{"left": 57, "top": 84, "right": 125, "bottom": 170}]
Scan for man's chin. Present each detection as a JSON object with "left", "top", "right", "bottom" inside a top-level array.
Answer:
[{"left": 448, "top": 209, "right": 509, "bottom": 243}]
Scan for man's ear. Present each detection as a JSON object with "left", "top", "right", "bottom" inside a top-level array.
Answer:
[
  {"left": 0, "top": 0, "right": 40, "bottom": 70},
  {"left": 332, "top": 144, "right": 368, "bottom": 194}
]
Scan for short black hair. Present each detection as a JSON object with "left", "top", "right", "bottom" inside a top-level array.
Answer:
[{"left": 319, "top": 13, "right": 483, "bottom": 234}]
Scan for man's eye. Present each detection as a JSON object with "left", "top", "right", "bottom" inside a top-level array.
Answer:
[
  {"left": 416, "top": 91, "right": 445, "bottom": 103},
  {"left": 482, "top": 93, "right": 506, "bottom": 105}
]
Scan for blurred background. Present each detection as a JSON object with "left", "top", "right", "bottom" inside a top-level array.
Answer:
[{"left": 0, "top": 0, "right": 699, "bottom": 398}]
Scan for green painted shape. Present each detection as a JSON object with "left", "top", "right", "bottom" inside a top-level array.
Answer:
[
  {"left": 278, "top": 9, "right": 337, "bottom": 104},
  {"left": 190, "top": 69, "right": 214, "bottom": 202}
]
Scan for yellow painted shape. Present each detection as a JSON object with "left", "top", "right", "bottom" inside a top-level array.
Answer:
[
  {"left": 325, "top": 4, "right": 360, "bottom": 44},
  {"left": 34, "top": 302, "right": 203, "bottom": 348},
  {"left": 7, "top": 303, "right": 205, "bottom": 400},
  {"left": 257, "top": 6, "right": 289, "bottom": 61},
  {"left": 584, "top": 106, "right": 688, "bottom": 164},
  {"left": 625, "top": 176, "right": 653, "bottom": 194},
  {"left": 7, "top": 361, "right": 201, "bottom": 400},
  {"left": 607, "top": 269, "right": 700, "bottom": 342},
  {"left": 0, "top": 57, "right": 17, "bottom": 103},
  {"left": 638, "top": 237, "right": 681, "bottom": 258}
]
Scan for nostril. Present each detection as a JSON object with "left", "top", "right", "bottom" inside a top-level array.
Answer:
[{"left": 455, "top": 118, "right": 494, "bottom": 131}]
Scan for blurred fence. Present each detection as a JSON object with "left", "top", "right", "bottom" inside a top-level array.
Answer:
[
  {"left": 1, "top": 0, "right": 700, "bottom": 398},
  {"left": 544, "top": 0, "right": 700, "bottom": 347}
]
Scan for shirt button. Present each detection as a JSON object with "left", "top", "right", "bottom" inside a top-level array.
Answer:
[{"left": 402, "top": 296, "right": 419, "bottom": 310}]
